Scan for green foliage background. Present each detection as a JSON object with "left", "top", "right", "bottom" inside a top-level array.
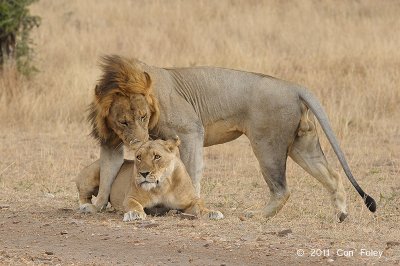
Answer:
[{"left": 0, "top": 0, "right": 40, "bottom": 76}]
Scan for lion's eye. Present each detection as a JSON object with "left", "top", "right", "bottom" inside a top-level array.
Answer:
[
  {"left": 119, "top": 120, "right": 128, "bottom": 127},
  {"left": 154, "top": 154, "right": 161, "bottom": 160},
  {"left": 136, "top": 155, "right": 142, "bottom": 161},
  {"left": 140, "top": 114, "right": 147, "bottom": 122}
]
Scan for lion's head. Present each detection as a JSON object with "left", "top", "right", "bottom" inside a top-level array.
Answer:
[
  {"left": 88, "top": 55, "right": 160, "bottom": 148},
  {"left": 134, "top": 138, "right": 181, "bottom": 191}
]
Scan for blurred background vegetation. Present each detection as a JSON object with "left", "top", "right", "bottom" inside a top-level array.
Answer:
[{"left": 0, "top": 0, "right": 40, "bottom": 76}]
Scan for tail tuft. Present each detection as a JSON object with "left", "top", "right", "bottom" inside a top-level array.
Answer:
[{"left": 364, "top": 194, "right": 377, "bottom": 212}]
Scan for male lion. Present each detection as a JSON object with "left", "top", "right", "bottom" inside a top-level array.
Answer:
[
  {"left": 75, "top": 138, "right": 224, "bottom": 221},
  {"left": 88, "top": 55, "right": 376, "bottom": 222}
]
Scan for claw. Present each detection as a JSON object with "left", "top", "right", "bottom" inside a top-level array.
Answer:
[
  {"left": 338, "top": 212, "right": 348, "bottom": 223},
  {"left": 123, "top": 211, "right": 146, "bottom": 222}
]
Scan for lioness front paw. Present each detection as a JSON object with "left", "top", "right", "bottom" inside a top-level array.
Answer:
[
  {"left": 123, "top": 211, "right": 146, "bottom": 222},
  {"left": 208, "top": 210, "right": 224, "bottom": 220},
  {"left": 79, "top": 203, "right": 97, "bottom": 214}
]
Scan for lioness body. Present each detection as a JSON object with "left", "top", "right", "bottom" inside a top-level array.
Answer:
[
  {"left": 76, "top": 139, "right": 223, "bottom": 220},
  {"left": 90, "top": 56, "right": 376, "bottom": 220}
]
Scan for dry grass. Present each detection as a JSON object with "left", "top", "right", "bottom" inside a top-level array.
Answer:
[
  {"left": 0, "top": 0, "right": 399, "bottom": 264},
  {"left": 1, "top": 0, "right": 400, "bottom": 131}
]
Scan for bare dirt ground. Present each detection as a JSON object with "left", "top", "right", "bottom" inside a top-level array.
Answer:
[{"left": 1, "top": 126, "right": 399, "bottom": 265}]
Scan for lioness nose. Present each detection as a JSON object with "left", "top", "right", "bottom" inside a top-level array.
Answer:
[{"left": 140, "top": 172, "right": 150, "bottom": 178}]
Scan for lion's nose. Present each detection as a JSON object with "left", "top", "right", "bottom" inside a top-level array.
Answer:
[{"left": 140, "top": 172, "right": 150, "bottom": 178}]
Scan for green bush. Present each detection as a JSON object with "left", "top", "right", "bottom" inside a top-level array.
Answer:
[{"left": 0, "top": 0, "right": 40, "bottom": 76}]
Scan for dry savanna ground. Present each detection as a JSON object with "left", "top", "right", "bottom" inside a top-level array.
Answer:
[{"left": 1, "top": 0, "right": 399, "bottom": 265}]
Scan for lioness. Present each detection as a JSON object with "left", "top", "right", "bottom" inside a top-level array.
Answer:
[
  {"left": 88, "top": 55, "right": 376, "bottom": 221},
  {"left": 75, "top": 138, "right": 224, "bottom": 221}
]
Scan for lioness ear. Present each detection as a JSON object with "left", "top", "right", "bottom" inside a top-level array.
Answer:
[
  {"left": 144, "top": 72, "right": 152, "bottom": 92},
  {"left": 164, "top": 136, "right": 181, "bottom": 152}
]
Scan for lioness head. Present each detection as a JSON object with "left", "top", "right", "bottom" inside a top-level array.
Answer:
[
  {"left": 134, "top": 138, "right": 181, "bottom": 191},
  {"left": 88, "top": 55, "right": 160, "bottom": 148}
]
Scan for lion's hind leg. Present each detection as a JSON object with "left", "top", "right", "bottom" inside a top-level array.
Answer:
[
  {"left": 289, "top": 112, "right": 347, "bottom": 222},
  {"left": 248, "top": 138, "right": 291, "bottom": 219},
  {"left": 75, "top": 160, "right": 101, "bottom": 214}
]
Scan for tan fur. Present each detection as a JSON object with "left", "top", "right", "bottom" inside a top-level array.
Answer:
[{"left": 75, "top": 138, "right": 223, "bottom": 221}]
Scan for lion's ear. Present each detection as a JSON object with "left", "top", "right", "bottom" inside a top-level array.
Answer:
[
  {"left": 144, "top": 72, "right": 152, "bottom": 92},
  {"left": 164, "top": 136, "right": 181, "bottom": 153},
  {"left": 95, "top": 85, "right": 102, "bottom": 96}
]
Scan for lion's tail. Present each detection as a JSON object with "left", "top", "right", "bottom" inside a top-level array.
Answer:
[{"left": 297, "top": 88, "right": 376, "bottom": 213}]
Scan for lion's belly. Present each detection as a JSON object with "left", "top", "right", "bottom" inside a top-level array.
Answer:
[{"left": 204, "top": 121, "right": 243, "bottom": 146}]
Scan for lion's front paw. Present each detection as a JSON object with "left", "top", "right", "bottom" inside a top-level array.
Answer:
[
  {"left": 94, "top": 197, "right": 108, "bottom": 212},
  {"left": 79, "top": 203, "right": 97, "bottom": 214},
  {"left": 123, "top": 211, "right": 146, "bottom": 222},
  {"left": 208, "top": 210, "right": 224, "bottom": 220}
]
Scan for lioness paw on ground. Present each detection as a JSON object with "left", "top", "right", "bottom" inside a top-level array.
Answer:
[{"left": 123, "top": 211, "right": 146, "bottom": 222}]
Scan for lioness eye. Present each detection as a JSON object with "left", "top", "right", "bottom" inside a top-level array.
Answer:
[
  {"left": 154, "top": 154, "right": 161, "bottom": 160},
  {"left": 119, "top": 120, "right": 128, "bottom": 127},
  {"left": 136, "top": 155, "right": 142, "bottom": 161},
  {"left": 140, "top": 114, "right": 147, "bottom": 122}
]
